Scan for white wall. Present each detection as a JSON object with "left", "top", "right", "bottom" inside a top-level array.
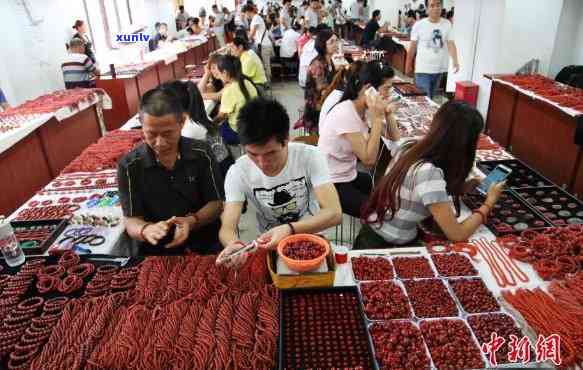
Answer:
[
  {"left": 0, "top": 0, "right": 87, "bottom": 106},
  {"left": 497, "top": 0, "right": 563, "bottom": 76},
  {"left": 549, "top": 0, "right": 583, "bottom": 78}
]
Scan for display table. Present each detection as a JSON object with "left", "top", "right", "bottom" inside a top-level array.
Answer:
[
  {"left": 0, "top": 91, "right": 109, "bottom": 216},
  {"left": 97, "top": 37, "right": 218, "bottom": 132},
  {"left": 485, "top": 74, "right": 582, "bottom": 192}
]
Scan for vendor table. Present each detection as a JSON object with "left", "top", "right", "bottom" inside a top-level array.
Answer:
[
  {"left": 0, "top": 92, "right": 109, "bottom": 216},
  {"left": 37, "top": 105, "right": 102, "bottom": 177},
  {"left": 485, "top": 74, "right": 582, "bottom": 191},
  {"left": 96, "top": 75, "right": 140, "bottom": 131}
]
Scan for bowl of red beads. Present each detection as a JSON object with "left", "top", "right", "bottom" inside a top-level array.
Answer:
[{"left": 277, "top": 234, "right": 330, "bottom": 273}]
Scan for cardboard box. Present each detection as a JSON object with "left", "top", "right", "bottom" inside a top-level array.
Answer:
[{"left": 267, "top": 250, "right": 336, "bottom": 289}]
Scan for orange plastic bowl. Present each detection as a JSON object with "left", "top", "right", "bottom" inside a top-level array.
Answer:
[{"left": 277, "top": 234, "right": 330, "bottom": 273}]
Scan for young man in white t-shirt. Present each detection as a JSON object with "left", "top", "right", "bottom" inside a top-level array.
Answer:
[
  {"left": 245, "top": 4, "right": 274, "bottom": 81},
  {"left": 406, "top": 0, "right": 459, "bottom": 99},
  {"left": 216, "top": 98, "right": 342, "bottom": 267}
]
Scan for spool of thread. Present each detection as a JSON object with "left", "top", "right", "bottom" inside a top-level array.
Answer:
[{"left": 335, "top": 246, "right": 348, "bottom": 264}]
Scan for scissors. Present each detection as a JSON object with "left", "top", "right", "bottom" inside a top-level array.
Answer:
[{"left": 59, "top": 227, "right": 106, "bottom": 247}]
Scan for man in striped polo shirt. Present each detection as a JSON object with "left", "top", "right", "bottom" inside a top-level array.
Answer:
[{"left": 61, "top": 38, "right": 100, "bottom": 89}]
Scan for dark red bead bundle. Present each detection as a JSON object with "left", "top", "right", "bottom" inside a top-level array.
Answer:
[
  {"left": 282, "top": 241, "right": 326, "bottom": 260},
  {"left": 404, "top": 279, "right": 458, "bottom": 318},
  {"left": 467, "top": 313, "right": 525, "bottom": 366},
  {"left": 392, "top": 256, "right": 435, "bottom": 279},
  {"left": 449, "top": 278, "right": 501, "bottom": 314},
  {"left": 420, "top": 319, "right": 485, "bottom": 369},
  {"left": 360, "top": 281, "right": 411, "bottom": 320},
  {"left": 369, "top": 321, "right": 431, "bottom": 369},
  {"left": 351, "top": 256, "right": 394, "bottom": 281},
  {"left": 431, "top": 253, "right": 478, "bottom": 277},
  {"left": 281, "top": 290, "right": 373, "bottom": 369}
]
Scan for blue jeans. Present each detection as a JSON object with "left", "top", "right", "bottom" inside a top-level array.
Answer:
[{"left": 415, "top": 73, "right": 442, "bottom": 99}]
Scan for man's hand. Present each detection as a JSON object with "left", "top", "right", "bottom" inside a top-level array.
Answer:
[
  {"left": 216, "top": 240, "right": 249, "bottom": 268},
  {"left": 256, "top": 225, "right": 290, "bottom": 250},
  {"left": 165, "top": 216, "right": 192, "bottom": 248},
  {"left": 142, "top": 221, "right": 170, "bottom": 245}
]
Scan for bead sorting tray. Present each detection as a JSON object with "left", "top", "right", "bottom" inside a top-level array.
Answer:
[
  {"left": 515, "top": 186, "right": 583, "bottom": 227},
  {"left": 476, "top": 159, "right": 553, "bottom": 189},
  {"left": 279, "top": 286, "right": 376, "bottom": 370},
  {"left": 463, "top": 190, "right": 553, "bottom": 235},
  {"left": 10, "top": 219, "right": 68, "bottom": 255}
]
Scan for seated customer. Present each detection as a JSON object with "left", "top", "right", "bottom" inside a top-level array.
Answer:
[
  {"left": 117, "top": 88, "right": 224, "bottom": 255},
  {"left": 216, "top": 98, "right": 342, "bottom": 267},
  {"left": 229, "top": 35, "right": 268, "bottom": 89},
  {"left": 62, "top": 38, "right": 100, "bottom": 89},
  {"left": 318, "top": 61, "right": 399, "bottom": 218},
  {"left": 148, "top": 22, "right": 168, "bottom": 51},
  {"left": 197, "top": 53, "right": 225, "bottom": 102},
  {"left": 213, "top": 55, "right": 258, "bottom": 145},
  {"left": 159, "top": 80, "right": 234, "bottom": 177},
  {"left": 0, "top": 87, "right": 10, "bottom": 111},
  {"left": 358, "top": 101, "right": 505, "bottom": 249}
]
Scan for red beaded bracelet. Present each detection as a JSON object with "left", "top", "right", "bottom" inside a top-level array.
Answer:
[
  {"left": 41, "top": 265, "right": 65, "bottom": 278},
  {"left": 17, "top": 297, "right": 44, "bottom": 311},
  {"left": 58, "top": 274, "right": 83, "bottom": 294},
  {"left": 58, "top": 250, "right": 81, "bottom": 268},
  {"left": 67, "top": 263, "right": 95, "bottom": 278}
]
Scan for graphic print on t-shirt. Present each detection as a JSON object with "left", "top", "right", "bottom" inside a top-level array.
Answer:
[
  {"left": 429, "top": 29, "right": 444, "bottom": 51},
  {"left": 253, "top": 176, "right": 310, "bottom": 225}
]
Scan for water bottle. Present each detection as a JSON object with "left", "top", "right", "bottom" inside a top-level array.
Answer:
[{"left": 0, "top": 219, "right": 25, "bottom": 267}]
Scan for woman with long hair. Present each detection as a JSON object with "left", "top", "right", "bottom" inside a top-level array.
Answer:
[
  {"left": 159, "top": 80, "right": 234, "bottom": 176},
  {"left": 357, "top": 101, "right": 505, "bottom": 249},
  {"left": 198, "top": 53, "right": 225, "bottom": 102},
  {"left": 213, "top": 55, "right": 258, "bottom": 145},
  {"left": 318, "top": 60, "right": 399, "bottom": 218},
  {"left": 304, "top": 27, "right": 338, "bottom": 131}
]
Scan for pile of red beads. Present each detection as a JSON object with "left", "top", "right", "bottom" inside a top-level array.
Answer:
[
  {"left": 501, "top": 225, "right": 583, "bottom": 280},
  {"left": 5, "top": 297, "right": 69, "bottom": 369},
  {"left": 369, "top": 321, "right": 431, "bottom": 369},
  {"left": 351, "top": 256, "right": 394, "bottom": 281},
  {"left": 420, "top": 319, "right": 485, "bottom": 369},
  {"left": 449, "top": 278, "right": 500, "bottom": 314},
  {"left": 62, "top": 130, "right": 143, "bottom": 174},
  {"left": 431, "top": 253, "right": 478, "bottom": 277},
  {"left": 14, "top": 205, "right": 80, "bottom": 221},
  {"left": 281, "top": 290, "right": 374, "bottom": 369},
  {"left": 282, "top": 241, "right": 326, "bottom": 260},
  {"left": 0, "top": 89, "right": 105, "bottom": 118},
  {"left": 360, "top": 281, "right": 411, "bottom": 320},
  {"left": 467, "top": 313, "right": 525, "bottom": 366},
  {"left": 35, "top": 251, "right": 87, "bottom": 295},
  {"left": 404, "top": 279, "right": 458, "bottom": 318},
  {"left": 392, "top": 256, "right": 435, "bottom": 279}
]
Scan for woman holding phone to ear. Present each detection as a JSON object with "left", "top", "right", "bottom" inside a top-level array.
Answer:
[
  {"left": 356, "top": 100, "right": 506, "bottom": 249},
  {"left": 318, "top": 60, "right": 400, "bottom": 218}
]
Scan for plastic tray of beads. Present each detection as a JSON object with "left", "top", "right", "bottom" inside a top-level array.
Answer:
[
  {"left": 368, "top": 320, "right": 435, "bottom": 370},
  {"left": 358, "top": 280, "right": 413, "bottom": 322},
  {"left": 476, "top": 159, "right": 553, "bottom": 189},
  {"left": 10, "top": 219, "right": 68, "bottom": 255},
  {"left": 279, "top": 286, "right": 377, "bottom": 370},
  {"left": 402, "top": 278, "right": 460, "bottom": 319},
  {"left": 419, "top": 317, "right": 487, "bottom": 369},
  {"left": 466, "top": 312, "right": 533, "bottom": 367},
  {"left": 446, "top": 277, "right": 501, "bottom": 315},
  {"left": 515, "top": 186, "right": 583, "bottom": 227},
  {"left": 463, "top": 190, "right": 553, "bottom": 235}
]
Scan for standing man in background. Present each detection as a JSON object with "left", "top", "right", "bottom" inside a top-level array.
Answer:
[
  {"left": 176, "top": 5, "right": 189, "bottom": 30},
  {"left": 280, "top": 0, "right": 293, "bottom": 30},
  {"left": 361, "top": 9, "right": 388, "bottom": 48},
  {"left": 246, "top": 4, "right": 274, "bottom": 82},
  {"left": 212, "top": 4, "right": 226, "bottom": 47},
  {"left": 304, "top": 0, "right": 321, "bottom": 29},
  {"left": 406, "top": 0, "right": 459, "bottom": 99}
]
